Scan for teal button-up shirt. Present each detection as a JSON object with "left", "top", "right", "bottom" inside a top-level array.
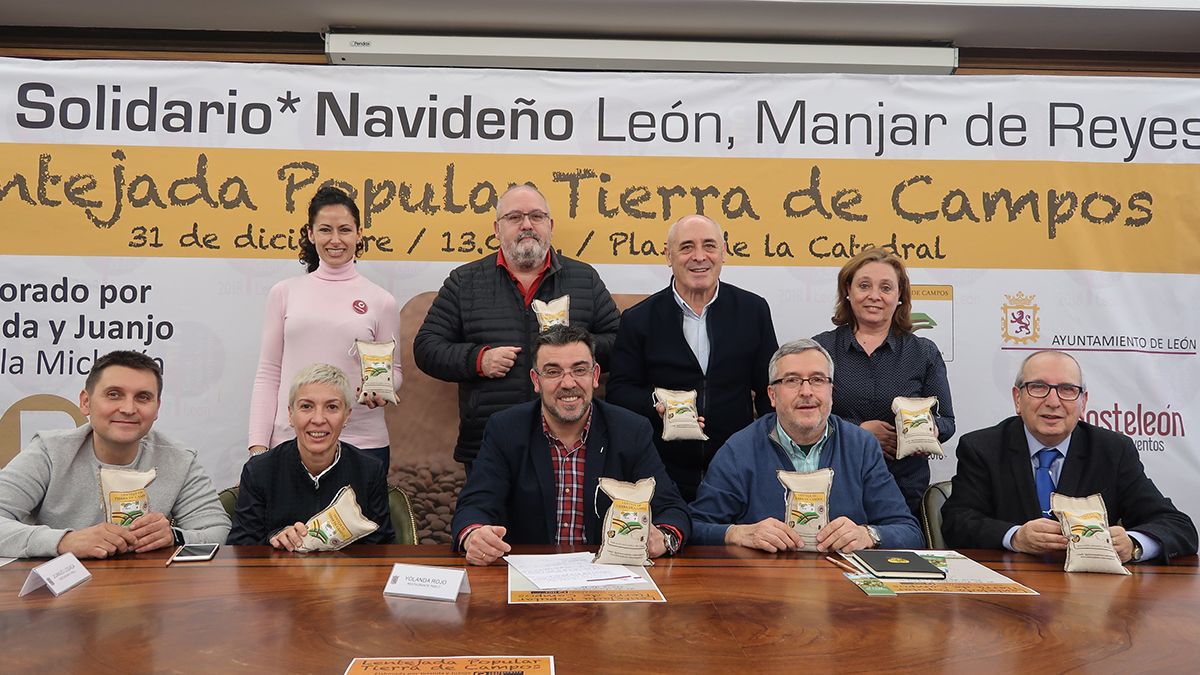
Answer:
[{"left": 776, "top": 420, "right": 830, "bottom": 473}]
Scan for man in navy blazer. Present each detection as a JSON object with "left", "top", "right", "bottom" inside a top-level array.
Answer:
[
  {"left": 942, "top": 351, "right": 1196, "bottom": 563},
  {"left": 451, "top": 325, "right": 691, "bottom": 565},
  {"left": 607, "top": 214, "right": 778, "bottom": 501}
]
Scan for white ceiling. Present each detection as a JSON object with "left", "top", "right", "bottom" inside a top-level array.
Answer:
[{"left": 3, "top": 1, "right": 1200, "bottom": 54}]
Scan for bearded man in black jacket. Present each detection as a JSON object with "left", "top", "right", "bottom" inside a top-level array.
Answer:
[{"left": 414, "top": 184, "right": 620, "bottom": 473}]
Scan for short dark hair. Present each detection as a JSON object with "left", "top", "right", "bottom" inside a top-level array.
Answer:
[
  {"left": 84, "top": 350, "right": 163, "bottom": 396},
  {"left": 533, "top": 325, "right": 595, "bottom": 362},
  {"left": 298, "top": 186, "right": 363, "bottom": 273}
]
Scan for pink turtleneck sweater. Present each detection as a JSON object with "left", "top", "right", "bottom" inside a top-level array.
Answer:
[{"left": 248, "top": 260, "right": 402, "bottom": 450}]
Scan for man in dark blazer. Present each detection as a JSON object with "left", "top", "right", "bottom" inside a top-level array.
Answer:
[
  {"left": 942, "top": 351, "right": 1196, "bottom": 563},
  {"left": 607, "top": 214, "right": 778, "bottom": 501},
  {"left": 451, "top": 325, "right": 690, "bottom": 565}
]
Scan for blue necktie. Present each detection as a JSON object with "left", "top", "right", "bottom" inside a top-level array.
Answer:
[{"left": 1035, "top": 448, "right": 1061, "bottom": 517}]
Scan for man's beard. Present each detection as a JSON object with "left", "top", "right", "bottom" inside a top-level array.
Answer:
[
  {"left": 545, "top": 388, "right": 591, "bottom": 425},
  {"left": 780, "top": 401, "right": 828, "bottom": 444},
  {"left": 503, "top": 233, "right": 548, "bottom": 269}
]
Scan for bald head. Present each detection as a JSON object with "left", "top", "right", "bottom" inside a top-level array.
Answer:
[
  {"left": 667, "top": 215, "right": 723, "bottom": 249},
  {"left": 1012, "top": 350, "right": 1088, "bottom": 447},
  {"left": 1015, "top": 351, "right": 1085, "bottom": 390},
  {"left": 494, "top": 183, "right": 553, "bottom": 271},
  {"left": 495, "top": 184, "right": 549, "bottom": 220},
  {"left": 666, "top": 214, "right": 725, "bottom": 301}
]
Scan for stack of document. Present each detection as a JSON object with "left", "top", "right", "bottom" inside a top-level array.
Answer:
[
  {"left": 504, "top": 552, "right": 666, "bottom": 604},
  {"left": 505, "top": 552, "right": 640, "bottom": 590}
]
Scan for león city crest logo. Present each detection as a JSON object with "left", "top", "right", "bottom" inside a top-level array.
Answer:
[{"left": 1002, "top": 292, "right": 1040, "bottom": 344}]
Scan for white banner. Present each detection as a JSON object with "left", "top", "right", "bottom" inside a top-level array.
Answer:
[{"left": 0, "top": 58, "right": 1196, "bottom": 530}]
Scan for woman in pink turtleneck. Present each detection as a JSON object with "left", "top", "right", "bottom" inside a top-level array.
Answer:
[{"left": 247, "top": 187, "right": 402, "bottom": 473}]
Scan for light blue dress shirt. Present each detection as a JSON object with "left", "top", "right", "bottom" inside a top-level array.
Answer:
[{"left": 671, "top": 279, "right": 719, "bottom": 375}]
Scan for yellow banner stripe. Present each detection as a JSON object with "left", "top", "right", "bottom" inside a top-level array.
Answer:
[{"left": 1, "top": 144, "right": 1197, "bottom": 272}]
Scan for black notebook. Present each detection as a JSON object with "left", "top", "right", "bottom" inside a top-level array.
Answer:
[{"left": 846, "top": 549, "right": 947, "bottom": 579}]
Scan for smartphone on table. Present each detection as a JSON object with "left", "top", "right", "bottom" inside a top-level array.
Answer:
[{"left": 172, "top": 544, "right": 219, "bottom": 562}]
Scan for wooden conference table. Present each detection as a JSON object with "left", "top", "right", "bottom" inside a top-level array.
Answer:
[{"left": 2, "top": 545, "right": 1198, "bottom": 673}]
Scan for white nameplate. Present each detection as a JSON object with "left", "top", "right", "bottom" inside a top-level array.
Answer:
[
  {"left": 383, "top": 563, "right": 471, "bottom": 602},
  {"left": 19, "top": 553, "right": 91, "bottom": 598}
]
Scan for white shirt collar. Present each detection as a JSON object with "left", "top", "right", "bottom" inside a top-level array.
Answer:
[
  {"left": 671, "top": 278, "right": 720, "bottom": 318},
  {"left": 303, "top": 443, "right": 342, "bottom": 489}
]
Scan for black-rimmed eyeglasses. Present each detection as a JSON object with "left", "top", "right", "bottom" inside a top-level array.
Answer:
[
  {"left": 498, "top": 210, "right": 550, "bottom": 226},
  {"left": 1019, "top": 381, "right": 1084, "bottom": 401},
  {"left": 769, "top": 375, "right": 832, "bottom": 390}
]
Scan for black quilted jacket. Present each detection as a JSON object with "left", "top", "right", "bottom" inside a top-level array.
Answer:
[{"left": 413, "top": 251, "right": 620, "bottom": 463}]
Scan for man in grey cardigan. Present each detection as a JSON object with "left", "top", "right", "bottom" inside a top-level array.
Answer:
[{"left": 0, "top": 350, "right": 230, "bottom": 559}]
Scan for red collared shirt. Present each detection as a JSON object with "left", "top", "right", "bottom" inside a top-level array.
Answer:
[
  {"left": 543, "top": 408, "right": 592, "bottom": 546},
  {"left": 475, "top": 249, "right": 554, "bottom": 375},
  {"left": 496, "top": 248, "right": 552, "bottom": 307}
]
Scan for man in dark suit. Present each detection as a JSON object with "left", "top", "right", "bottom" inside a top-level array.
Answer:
[
  {"left": 942, "top": 351, "right": 1196, "bottom": 563},
  {"left": 607, "top": 214, "right": 778, "bottom": 501},
  {"left": 451, "top": 325, "right": 691, "bottom": 565}
]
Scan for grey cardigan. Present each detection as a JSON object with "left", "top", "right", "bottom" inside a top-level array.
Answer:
[{"left": 0, "top": 424, "right": 230, "bottom": 557}]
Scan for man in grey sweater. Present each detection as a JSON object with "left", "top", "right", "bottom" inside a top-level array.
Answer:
[{"left": 0, "top": 351, "right": 230, "bottom": 559}]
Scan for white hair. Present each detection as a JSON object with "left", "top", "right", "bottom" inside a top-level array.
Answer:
[{"left": 288, "top": 363, "right": 354, "bottom": 407}]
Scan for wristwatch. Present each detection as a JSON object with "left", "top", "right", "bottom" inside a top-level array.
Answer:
[
  {"left": 657, "top": 526, "right": 681, "bottom": 556},
  {"left": 172, "top": 527, "right": 185, "bottom": 547},
  {"left": 865, "top": 525, "right": 882, "bottom": 548},
  {"left": 1131, "top": 538, "right": 1144, "bottom": 562}
]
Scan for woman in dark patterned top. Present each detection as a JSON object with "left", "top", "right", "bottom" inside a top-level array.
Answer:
[{"left": 813, "top": 248, "right": 955, "bottom": 519}]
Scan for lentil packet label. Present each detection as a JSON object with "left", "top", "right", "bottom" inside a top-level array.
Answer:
[
  {"left": 777, "top": 468, "right": 834, "bottom": 550},
  {"left": 1051, "top": 492, "right": 1131, "bottom": 575},
  {"left": 594, "top": 477, "right": 655, "bottom": 566},
  {"left": 352, "top": 339, "right": 399, "bottom": 405},
  {"left": 98, "top": 466, "right": 156, "bottom": 527},
  {"left": 531, "top": 295, "right": 569, "bottom": 332},
  {"left": 653, "top": 388, "right": 708, "bottom": 442},
  {"left": 295, "top": 485, "right": 380, "bottom": 552},
  {"left": 892, "top": 396, "right": 944, "bottom": 459}
]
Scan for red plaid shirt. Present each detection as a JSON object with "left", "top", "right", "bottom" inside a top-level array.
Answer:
[{"left": 543, "top": 408, "right": 592, "bottom": 545}]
